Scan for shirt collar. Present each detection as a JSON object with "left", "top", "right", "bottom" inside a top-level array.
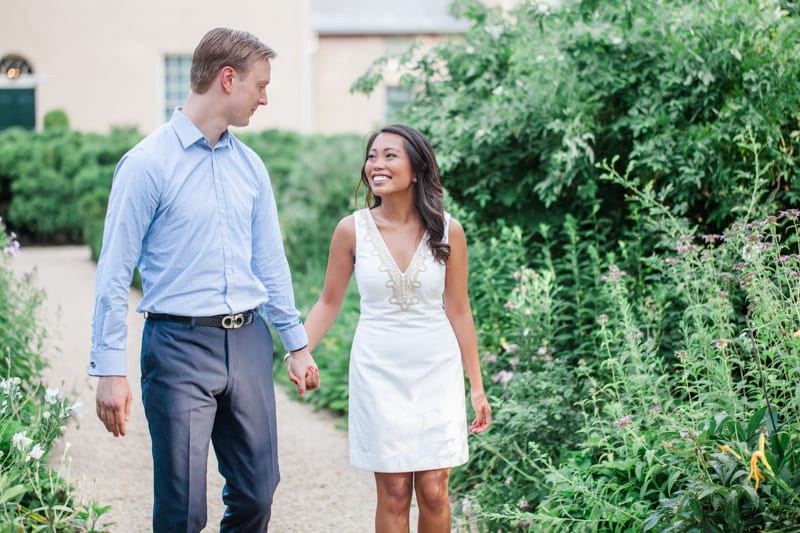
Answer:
[{"left": 170, "top": 107, "right": 232, "bottom": 150}]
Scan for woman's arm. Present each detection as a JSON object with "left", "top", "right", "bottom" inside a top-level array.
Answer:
[
  {"left": 444, "top": 218, "right": 492, "bottom": 433},
  {"left": 303, "top": 215, "right": 356, "bottom": 353}
]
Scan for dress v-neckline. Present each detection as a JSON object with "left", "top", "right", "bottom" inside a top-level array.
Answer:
[{"left": 365, "top": 209, "right": 427, "bottom": 275}]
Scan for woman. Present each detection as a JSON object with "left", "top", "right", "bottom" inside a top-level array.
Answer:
[{"left": 292, "top": 124, "right": 491, "bottom": 532}]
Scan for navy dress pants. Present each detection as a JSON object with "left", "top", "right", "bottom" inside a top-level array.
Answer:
[{"left": 140, "top": 317, "right": 279, "bottom": 533}]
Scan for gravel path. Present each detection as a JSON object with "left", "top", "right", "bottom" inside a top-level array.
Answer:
[{"left": 10, "top": 245, "right": 387, "bottom": 532}]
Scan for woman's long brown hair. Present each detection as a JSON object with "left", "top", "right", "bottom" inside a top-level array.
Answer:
[{"left": 356, "top": 124, "right": 450, "bottom": 264}]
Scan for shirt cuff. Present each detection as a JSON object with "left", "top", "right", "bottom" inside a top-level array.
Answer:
[
  {"left": 88, "top": 349, "right": 128, "bottom": 376},
  {"left": 277, "top": 323, "right": 309, "bottom": 353}
]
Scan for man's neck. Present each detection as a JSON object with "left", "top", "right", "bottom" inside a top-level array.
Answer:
[{"left": 181, "top": 92, "right": 227, "bottom": 147}]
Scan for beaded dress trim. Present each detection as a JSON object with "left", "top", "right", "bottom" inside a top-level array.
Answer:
[{"left": 360, "top": 209, "right": 429, "bottom": 311}]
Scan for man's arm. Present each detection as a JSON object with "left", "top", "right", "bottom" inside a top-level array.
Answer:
[
  {"left": 250, "top": 163, "right": 318, "bottom": 395},
  {"left": 90, "top": 150, "right": 158, "bottom": 436}
]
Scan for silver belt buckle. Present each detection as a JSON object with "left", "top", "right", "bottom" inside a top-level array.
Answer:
[{"left": 221, "top": 313, "right": 245, "bottom": 329}]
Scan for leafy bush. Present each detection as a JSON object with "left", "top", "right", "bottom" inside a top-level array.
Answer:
[
  {"left": 5, "top": 129, "right": 85, "bottom": 243},
  {"left": 0, "top": 126, "right": 141, "bottom": 249},
  {"left": 74, "top": 128, "right": 143, "bottom": 260},
  {"left": 239, "top": 130, "right": 366, "bottom": 275},
  {"left": 0, "top": 219, "right": 44, "bottom": 383},
  {"left": 355, "top": 0, "right": 800, "bottom": 240},
  {"left": 462, "top": 165, "right": 800, "bottom": 531},
  {"left": 0, "top": 221, "right": 110, "bottom": 531},
  {"left": 43, "top": 109, "right": 70, "bottom": 131}
]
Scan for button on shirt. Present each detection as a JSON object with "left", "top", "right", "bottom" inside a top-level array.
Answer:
[{"left": 89, "top": 109, "right": 307, "bottom": 376}]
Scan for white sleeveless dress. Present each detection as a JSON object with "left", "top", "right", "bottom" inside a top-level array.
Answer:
[{"left": 349, "top": 208, "right": 469, "bottom": 473}]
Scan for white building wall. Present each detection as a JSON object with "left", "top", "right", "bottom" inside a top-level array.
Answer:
[
  {"left": 0, "top": 0, "right": 312, "bottom": 134},
  {"left": 1, "top": 0, "right": 520, "bottom": 134}
]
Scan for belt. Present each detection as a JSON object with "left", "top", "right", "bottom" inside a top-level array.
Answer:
[{"left": 145, "top": 309, "right": 257, "bottom": 329}]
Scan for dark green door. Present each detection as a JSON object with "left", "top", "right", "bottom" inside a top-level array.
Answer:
[{"left": 0, "top": 88, "right": 35, "bottom": 130}]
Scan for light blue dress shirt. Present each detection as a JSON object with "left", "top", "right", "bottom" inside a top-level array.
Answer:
[{"left": 89, "top": 109, "right": 308, "bottom": 376}]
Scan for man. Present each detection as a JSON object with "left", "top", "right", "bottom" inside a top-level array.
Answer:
[{"left": 89, "top": 27, "right": 319, "bottom": 532}]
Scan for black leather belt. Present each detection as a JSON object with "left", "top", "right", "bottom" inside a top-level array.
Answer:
[{"left": 145, "top": 309, "right": 257, "bottom": 329}]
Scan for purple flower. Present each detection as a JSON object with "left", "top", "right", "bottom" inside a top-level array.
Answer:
[
  {"left": 613, "top": 414, "right": 632, "bottom": 428},
  {"left": 600, "top": 265, "right": 627, "bottom": 282},
  {"left": 505, "top": 343, "right": 520, "bottom": 354},
  {"left": 711, "top": 338, "right": 730, "bottom": 351},
  {"left": 3, "top": 239, "right": 20, "bottom": 257},
  {"left": 491, "top": 370, "right": 514, "bottom": 384}
]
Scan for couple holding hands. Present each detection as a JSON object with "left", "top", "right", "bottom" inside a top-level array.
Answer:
[{"left": 90, "top": 27, "right": 491, "bottom": 533}]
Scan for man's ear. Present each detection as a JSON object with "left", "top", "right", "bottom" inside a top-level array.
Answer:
[{"left": 220, "top": 66, "right": 235, "bottom": 94}]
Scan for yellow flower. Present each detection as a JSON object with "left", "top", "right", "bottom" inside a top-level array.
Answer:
[
  {"left": 749, "top": 454, "right": 766, "bottom": 491},
  {"left": 719, "top": 433, "right": 774, "bottom": 492},
  {"left": 748, "top": 433, "right": 774, "bottom": 492},
  {"left": 717, "top": 444, "right": 742, "bottom": 460}
]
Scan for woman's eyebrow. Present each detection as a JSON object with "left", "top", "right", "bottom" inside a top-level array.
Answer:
[{"left": 370, "top": 146, "right": 402, "bottom": 152}]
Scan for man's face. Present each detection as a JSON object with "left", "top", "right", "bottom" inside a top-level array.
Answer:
[{"left": 228, "top": 58, "right": 270, "bottom": 127}]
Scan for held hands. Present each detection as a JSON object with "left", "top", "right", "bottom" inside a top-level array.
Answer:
[
  {"left": 96, "top": 376, "right": 132, "bottom": 437},
  {"left": 285, "top": 348, "right": 320, "bottom": 397},
  {"left": 469, "top": 389, "right": 492, "bottom": 434}
]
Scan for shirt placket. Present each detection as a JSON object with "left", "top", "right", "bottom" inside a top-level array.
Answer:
[{"left": 212, "top": 146, "right": 235, "bottom": 312}]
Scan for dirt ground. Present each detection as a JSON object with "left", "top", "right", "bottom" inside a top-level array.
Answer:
[{"left": 11, "top": 245, "right": 399, "bottom": 532}]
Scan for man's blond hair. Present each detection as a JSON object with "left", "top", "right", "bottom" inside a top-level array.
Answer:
[{"left": 190, "top": 27, "right": 276, "bottom": 94}]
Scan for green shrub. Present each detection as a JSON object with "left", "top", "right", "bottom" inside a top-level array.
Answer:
[
  {"left": 470, "top": 167, "right": 800, "bottom": 531},
  {"left": 0, "top": 220, "right": 44, "bottom": 383},
  {"left": 0, "top": 221, "right": 111, "bottom": 530},
  {"left": 43, "top": 109, "right": 70, "bottom": 131},
  {"left": 240, "top": 130, "right": 366, "bottom": 276},
  {"left": 355, "top": 0, "right": 800, "bottom": 243}
]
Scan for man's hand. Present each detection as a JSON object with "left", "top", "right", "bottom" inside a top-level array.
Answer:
[
  {"left": 96, "top": 376, "right": 132, "bottom": 437},
  {"left": 286, "top": 348, "right": 320, "bottom": 397}
]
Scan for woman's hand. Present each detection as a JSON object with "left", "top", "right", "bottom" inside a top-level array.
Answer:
[
  {"left": 285, "top": 348, "right": 320, "bottom": 397},
  {"left": 468, "top": 390, "right": 492, "bottom": 434}
]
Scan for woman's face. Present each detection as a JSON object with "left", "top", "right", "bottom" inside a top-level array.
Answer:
[{"left": 364, "top": 132, "right": 415, "bottom": 197}]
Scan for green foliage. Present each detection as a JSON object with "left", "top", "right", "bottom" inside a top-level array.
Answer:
[
  {"left": 5, "top": 129, "right": 85, "bottom": 243},
  {"left": 0, "top": 221, "right": 45, "bottom": 383},
  {"left": 74, "top": 128, "right": 143, "bottom": 260},
  {"left": 0, "top": 126, "right": 141, "bottom": 249},
  {"left": 347, "top": 3, "right": 800, "bottom": 527},
  {"left": 355, "top": 0, "right": 800, "bottom": 238},
  {"left": 0, "top": 377, "right": 111, "bottom": 531},
  {"left": 0, "top": 223, "right": 111, "bottom": 530},
  {"left": 238, "top": 130, "right": 367, "bottom": 275},
  {"left": 470, "top": 171, "right": 800, "bottom": 531},
  {"left": 43, "top": 109, "right": 70, "bottom": 131}
]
